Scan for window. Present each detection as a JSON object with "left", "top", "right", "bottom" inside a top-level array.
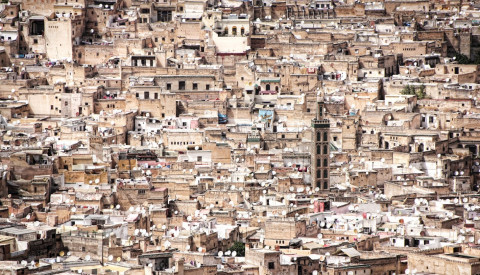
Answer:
[
  {"left": 317, "top": 170, "right": 321, "bottom": 178},
  {"left": 317, "top": 145, "right": 321, "bottom": 154},
  {"left": 206, "top": 84, "right": 210, "bottom": 90},
  {"left": 323, "top": 158, "right": 327, "bottom": 167},
  {"left": 166, "top": 83, "right": 171, "bottom": 90},
  {"left": 323, "top": 145, "right": 328, "bottom": 154},
  {"left": 323, "top": 132, "right": 328, "bottom": 141},
  {"left": 316, "top": 159, "right": 321, "bottom": 167},
  {"left": 197, "top": 156, "right": 202, "bottom": 162},
  {"left": 323, "top": 169, "right": 328, "bottom": 178},
  {"left": 268, "top": 262, "right": 275, "bottom": 269},
  {"left": 193, "top": 83, "right": 198, "bottom": 90},
  {"left": 179, "top": 81, "right": 185, "bottom": 90},
  {"left": 323, "top": 181, "right": 328, "bottom": 189},
  {"left": 316, "top": 132, "right": 321, "bottom": 142},
  {"left": 158, "top": 10, "right": 172, "bottom": 22},
  {"left": 138, "top": 190, "right": 146, "bottom": 194}
]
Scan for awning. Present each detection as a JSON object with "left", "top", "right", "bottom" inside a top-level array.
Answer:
[{"left": 260, "top": 79, "right": 281, "bottom": 83}]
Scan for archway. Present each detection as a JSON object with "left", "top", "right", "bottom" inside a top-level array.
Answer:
[{"left": 418, "top": 143, "right": 424, "bottom": 152}]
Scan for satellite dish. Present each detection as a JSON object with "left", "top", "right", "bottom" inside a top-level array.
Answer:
[
  {"left": 85, "top": 255, "right": 91, "bottom": 261},
  {"left": 117, "top": 257, "right": 121, "bottom": 262},
  {"left": 218, "top": 251, "right": 223, "bottom": 257},
  {"left": 232, "top": 251, "right": 237, "bottom": 257},
  {"left": 116, "top": 205, "right": 120, "bottom": 209},
  {"left": 59, "top": 251, "right": 65, "bottom": 257}
]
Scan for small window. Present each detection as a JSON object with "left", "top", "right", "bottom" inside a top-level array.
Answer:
[
  {"left": 268, "top": 262, "right": 275, "bottom": 269},
  {"left": 179, "top": 81, "right": 185, "bottom": 90}
]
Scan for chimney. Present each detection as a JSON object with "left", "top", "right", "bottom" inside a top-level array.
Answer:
[{"left": 175, "top": 258, "right": 184, "bottom": 275}]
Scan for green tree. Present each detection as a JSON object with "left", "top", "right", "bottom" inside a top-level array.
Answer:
[
  {"left": 401, "top": 84, "right": 426, "bottom": 99},
  {"left": 455, "top": 53, "right": 471, "bottom": 64},
  {"left": 454, "top": 50, "right": 480, "bottom": 65},
  {"left": 228, "top": 242, "right": 246, "bottom": 256}
]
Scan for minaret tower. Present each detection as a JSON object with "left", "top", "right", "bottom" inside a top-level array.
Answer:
[{"left": 311, "top": 99, "right": 330, "bottom": 191}]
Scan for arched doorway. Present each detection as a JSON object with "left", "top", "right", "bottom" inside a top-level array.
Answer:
[{"left": 418, "top": 143, "right": 424, "bottom": 152}]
